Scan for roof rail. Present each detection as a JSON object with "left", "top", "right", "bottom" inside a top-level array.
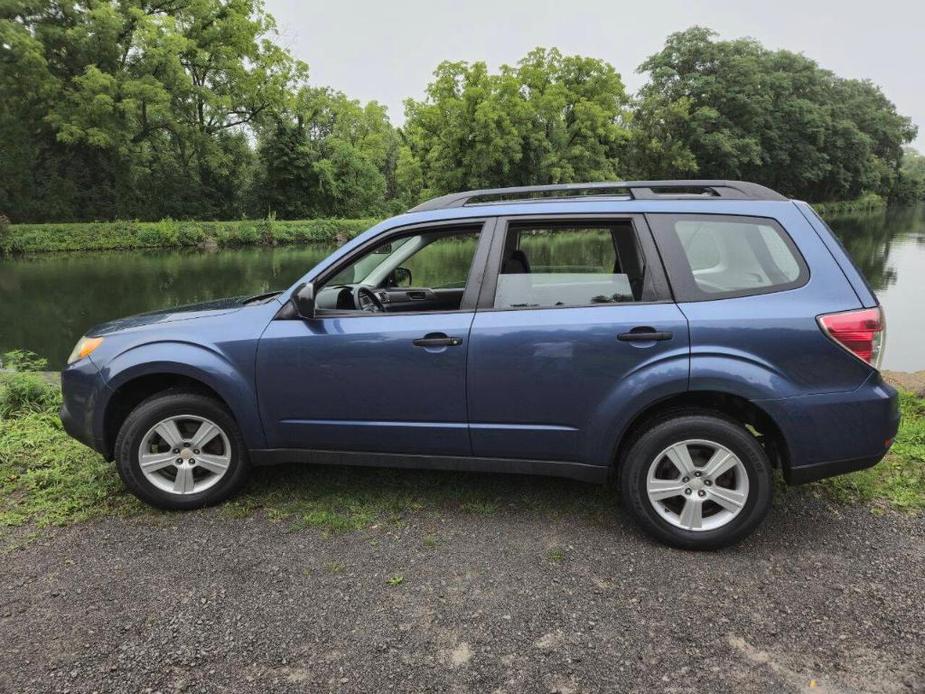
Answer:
[{"left": 407, "top": 180, "right": 788, "bottom": 212}]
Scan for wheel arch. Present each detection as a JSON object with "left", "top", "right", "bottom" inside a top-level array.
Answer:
[
  {"left": 100, "top": 350, "right": 265, "bottom": 459},
  {"left": 610, "top": 390, "right": 792, "bottom": 475}
]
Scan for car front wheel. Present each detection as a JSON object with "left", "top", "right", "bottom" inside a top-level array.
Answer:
[
  {"left": 620, "top": 412, "right": 773, "bottom": 550},
  {"left": 114, "top": 390, "right": 250, "bottom": 510}
]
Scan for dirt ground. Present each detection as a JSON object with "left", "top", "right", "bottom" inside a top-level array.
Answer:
[{"left": 1, "top": 492, "right": 923, "bottom": 693}]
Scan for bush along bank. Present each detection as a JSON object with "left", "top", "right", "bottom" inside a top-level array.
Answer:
[
  {"left": 813, "top": 193, "right": 887, "bottom": 217},
  {"left": 1, "top": 216, "right": 381, "bottom": 255},
  {"left": 0, "top": 194, "right": 897, "bottom": 256}
]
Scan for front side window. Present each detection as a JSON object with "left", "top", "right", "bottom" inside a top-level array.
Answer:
[
  {"left": 316, "top": 227, "right": 482, "bottom": 313},
  {"left": 649, "top": 214, "right": 808, "bottom": 301},
  {"left": 492, "top": 222, "right": 651, "bottom": 309}
]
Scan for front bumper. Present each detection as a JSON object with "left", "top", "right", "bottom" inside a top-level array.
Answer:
[
  {"left": 59, "top": 357, "right": 109, "bottom": 456},
  {"left": 756, "top": 371, "right": 900, "bottom": 485}
]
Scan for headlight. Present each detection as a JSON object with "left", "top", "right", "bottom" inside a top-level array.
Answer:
[{"left": 67, "top": 336, "right": 104, "bottom": 365}]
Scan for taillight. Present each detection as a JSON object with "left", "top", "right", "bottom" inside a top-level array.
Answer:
[{"left": 817, "top": 307, "right": 885, "bottom": 369}]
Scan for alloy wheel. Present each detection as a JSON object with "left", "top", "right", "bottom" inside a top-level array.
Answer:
[
  {"left": 137, "top": 414, "right": 232, "bottom": 495},
  {"left": 645, "top": 439, "right": 750, "bottom": 532}
]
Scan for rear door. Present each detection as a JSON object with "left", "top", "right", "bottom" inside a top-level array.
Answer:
[{"left": 466, "top": 215, "right": 690, "bottom": 467}]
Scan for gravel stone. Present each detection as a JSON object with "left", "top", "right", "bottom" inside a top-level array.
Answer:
[{"left": 0, "top": 493, "right": 922, "bottom": 692}]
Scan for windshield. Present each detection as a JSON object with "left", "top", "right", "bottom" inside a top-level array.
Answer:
[{"left": 327, "top": 236, "right": 417, "bottom": 286}]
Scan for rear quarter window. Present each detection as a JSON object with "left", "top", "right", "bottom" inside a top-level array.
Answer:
[{"left": 648, "top": 214, "right": 808, "bottom": 301}]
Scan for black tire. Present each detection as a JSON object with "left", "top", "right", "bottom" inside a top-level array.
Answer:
[
  {"left": 114, "top": 390, "right": 250, "bottom": 510},
  {"left": 619, "top": 412, "right": 772, "bottom": 550}
]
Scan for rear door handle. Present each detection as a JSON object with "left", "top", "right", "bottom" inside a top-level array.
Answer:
[
  {"left": 413, "top": 334, "right": 463, "bottom": 348},
  {"left": 617, "top": 329, "right": 673, "bottom": 342}
]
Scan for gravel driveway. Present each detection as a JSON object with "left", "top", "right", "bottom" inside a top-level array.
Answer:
[{"left": 1, "top": 489, "right": 923, "bottom": 693}]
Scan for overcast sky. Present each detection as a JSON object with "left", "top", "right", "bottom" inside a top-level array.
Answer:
[{"left": 265, "top": 0, "right": 925, "bottom": 151}]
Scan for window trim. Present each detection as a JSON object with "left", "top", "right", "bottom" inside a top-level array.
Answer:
[
  {"left": 305, "top": 217, "right": 497, "bottom": 319},
  {"left": 646, "top": 213, "right": 810, "bottom": 302},
  {"left": 475, "top": 214, "right": 673, "bottom": 312}
]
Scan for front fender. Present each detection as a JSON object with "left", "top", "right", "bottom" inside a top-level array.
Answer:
[{"left": 97, "top": 340, "right": 266, "bottom": 450}]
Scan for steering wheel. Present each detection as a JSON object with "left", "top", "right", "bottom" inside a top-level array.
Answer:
[{"left": 352, "top": 285, "right": 386, "bottom": 313}]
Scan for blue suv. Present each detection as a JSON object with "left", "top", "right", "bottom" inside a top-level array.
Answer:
[{"left": 60, "top": 181, "right": 900, "bottom": 548}]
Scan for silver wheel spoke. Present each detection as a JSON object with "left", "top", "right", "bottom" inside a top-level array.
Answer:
[
  {"left": 190, "top": 421, "right": 220, "bottom": 450},
  {"left": 195, "top": 452, "right": 230, "bottom": 475},
  {"left": 139, "top": 451, "right": 177, "bottom": 473},
  {"left": 665, "top": 443, "right": 696, "bottom": 477},
  {"left": 679, "top": 498, "right": 703, "bottom": 530},
  {"left": 647, "top": 479, "right": 687, "bottom": 501},
  {"left": 703, "top": 450, "right": 739, "bottom": 479},
  {"left": 646, "top": 438, "right": 751, "bottom": 533},
  {"left": 708, "top": 486, "right": 747, "bottom": 512},
  {"left": 173, "top": 465, "right": 195, "bottom": 494},
  {"left": 155, "top": 420, "right": 184, "bottom": 449},
  {"left": 139, "top": 415, "right": 232, "bottom": 496}
]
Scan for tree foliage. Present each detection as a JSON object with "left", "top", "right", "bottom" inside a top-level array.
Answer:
[
  {"left": 251, "top": 87, "right": 399, "bottom": 218},
  {"left": 401, "top": 48, "right": 631, "bottom": 199},
  {"left": 0, "top": 11, "right": 920, "bottom": 224},
  {"left": 0, "top": 0, "right": 303, "bottom": 221},
  {"left": 630, "top": 27, "right": 918, "bottom": 200},
  {"left": 892, "top": 147, "right": 925, "bottom": 204}
]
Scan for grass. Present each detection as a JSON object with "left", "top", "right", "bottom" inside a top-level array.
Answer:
[
  {"left": 1, "top": 217, "right": 380, "bottom": 255},
  {"left": 546, "top": 547, "right": 566, "bottom": 564},
  {"left": 0, "top": 369, "right": 922, "bottom": 544}
]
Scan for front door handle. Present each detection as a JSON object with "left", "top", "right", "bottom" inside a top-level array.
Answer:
[
  {"left": 617, "top": 328, "right": 673, "bottom": 342},
  {"left": 413, "top": 333, "right": 463, "bottom": 348}
]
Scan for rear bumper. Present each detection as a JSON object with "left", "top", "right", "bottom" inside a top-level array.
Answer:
[
  {"left": 785, "top": 452, "right": 888, "bottom": 485},
  {"left": 756, "top": 371, "right": 900, "bottom": 485}
]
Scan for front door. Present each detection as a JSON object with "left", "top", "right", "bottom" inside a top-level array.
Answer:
[
  {"left": 256, "top": 221, "right": 492, "bottom": 456},
  {"left": 466, "top": 216, "right": 689, "bottom": 466}
]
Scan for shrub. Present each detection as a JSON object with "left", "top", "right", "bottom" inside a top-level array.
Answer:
[
  {"left": 257, "top": 212, "right": 276, "bottom": 245},
  {"left": 0, "top": 373, "right": 59, "bottom": 418},
  {"left": 4, "top": 217, "right": 382, "bottom": 253},
  {"left": 0, "top": 213, "right": 14, "bottom": 255},
  {"left": 177, "top": 222, "right": 206, "bottom": 246},
  {"left": 1, "top": 349, "right": 48, "bottom": 372}
]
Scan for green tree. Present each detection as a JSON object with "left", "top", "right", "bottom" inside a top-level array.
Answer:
[
  {"left": 630, "top": 27, "right": 917, "bottom": 201},
  {"left": 0, "top": 0, "right": 304, "bottom": 222},
  {"left": 892, "top": 147, "right": 925, "bottom": 203},
  {"left": 250, "top": 87, "right": 399, "bottom": 218},
  {"left": 402, "top": 48, "right": 631, "bottom": 201}
]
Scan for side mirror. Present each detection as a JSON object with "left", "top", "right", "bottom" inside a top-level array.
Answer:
[
  {"left": 292, "top": 282, "right": 315, "bottom": 319},
  {"left": 390, "top": 266, "right": 412, "bottom": 288}
]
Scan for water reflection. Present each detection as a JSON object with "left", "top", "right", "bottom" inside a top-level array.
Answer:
[
  {"left": 1, "top": 205, "right": 923, "bottom": 370},
  {"left": 826, "top": 206, "right": 925, "bottom": 371},
  {"left": 0, "top": 245, "right": 334, "bottom": 367}
]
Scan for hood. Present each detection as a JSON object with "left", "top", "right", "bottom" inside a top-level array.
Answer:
[{"left": 87, "top": 296, "right": 248, "bottom": 336}]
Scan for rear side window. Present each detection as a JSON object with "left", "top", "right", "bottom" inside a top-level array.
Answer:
[
  {"left": 491, "top": 222, "right": 657, "bottom": 309},
  {"left": 649, "top": 214, "right": 808, "bottom": 301}
]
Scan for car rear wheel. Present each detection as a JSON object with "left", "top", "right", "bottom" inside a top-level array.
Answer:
[
  {"left": 114, "top": 391, "right": 250, "bottom": 509},
  {"left": 619, "top": 412, "right": 772, "bottom": 549}
]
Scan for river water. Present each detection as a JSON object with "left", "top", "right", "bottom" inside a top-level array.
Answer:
[{"left": 1, "top": 206, "right": 922, "bottom": 370}]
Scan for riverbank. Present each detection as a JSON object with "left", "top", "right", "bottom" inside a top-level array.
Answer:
[
  {"left": 0, "top": 217, "right": 378, "bottom": 255},
  {"left": 0, "top": 194, "right": 889, "bottom": 255},
  {"left": 812, "top": 192, "right": 887, "bottom": 217}
]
